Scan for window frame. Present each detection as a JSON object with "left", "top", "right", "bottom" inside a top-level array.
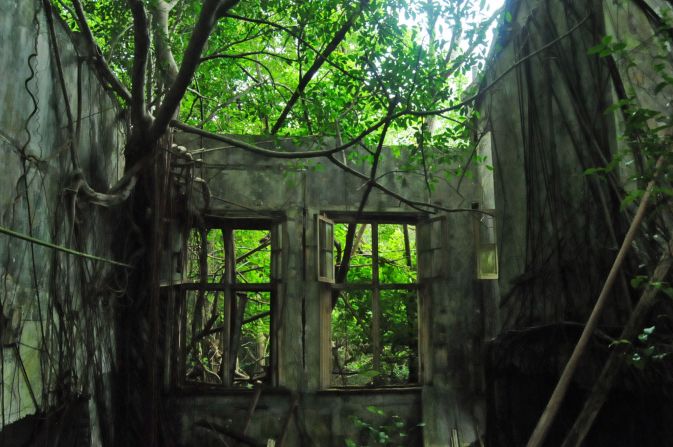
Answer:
[
  {"left": 321, "top": 214, "right": 422, "bottom": 388},
  {"left": 474, "top": 209, "right": 499, "bottom": 280},
  {"left": 176, "top": 219, "right": 278, "bottom": 389},
  {"left": 316, "top": 214, "right": 335, "bottom": 283}
]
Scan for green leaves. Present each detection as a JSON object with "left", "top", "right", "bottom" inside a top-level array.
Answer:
[
  {"left": 588, "top": 35, "right": 627, "bottom": 57},
  {"left": 58, "top": 0, "right": 495, "bottom": 176},
  {"left": 348, "top": 408, "right": 412, "bottom": 446}
]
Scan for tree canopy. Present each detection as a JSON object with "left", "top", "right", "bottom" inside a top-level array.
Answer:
[{"left": 57, "top": 0, "right": 501, "bottom": 187}]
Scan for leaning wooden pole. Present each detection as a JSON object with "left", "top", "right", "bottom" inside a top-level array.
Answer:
[
  {"left": 560, "top": 240, "right": 672, "bottom": 446},
  {"left": 525, "top": 157, "right": 662, "bottom": 447}
]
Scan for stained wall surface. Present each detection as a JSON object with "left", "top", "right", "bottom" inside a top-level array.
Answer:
[
  {"left": 479, "top": 0, "right": 673, "bottom": 330},
  {"left": 167, "top": 132, "right": 492, "bottom": 446},
  {"left": 477, "top": 0, "right": 673, "bottom": 444},
  {"left": 0, "top": 0, "right": 124, "bottom": 443}
]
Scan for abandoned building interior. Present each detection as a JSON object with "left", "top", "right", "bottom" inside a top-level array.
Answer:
[{"left": 1, "top": 0, "right": 672, "bottom": 446}]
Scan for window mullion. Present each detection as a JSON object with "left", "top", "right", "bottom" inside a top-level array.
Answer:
[
  {"left": 371, "top": 223, "right": 381, "bottom": 375},
  {"left": 221, "top": 228, "right": 234, "bottom": 385}
]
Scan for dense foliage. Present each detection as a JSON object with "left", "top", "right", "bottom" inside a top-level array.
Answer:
[
  {"left": 49, "top": 0, "right": 502, "bottom": 444},
  {"left": 57, "top": 0, "right": 501, "bottom": 183},
  {"left": 185, "top": 228, "right": 272, "bottom": 385}
]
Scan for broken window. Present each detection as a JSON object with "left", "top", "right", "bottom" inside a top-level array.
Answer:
[
  {"left": 323, "top": 220, "right": 419, "bottom": 387},
  {"left": 180, "top": 223, "right": 276, "bottom": 387}
]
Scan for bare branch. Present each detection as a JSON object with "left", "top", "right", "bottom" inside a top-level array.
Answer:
[
  {"left": 170, "top": 113, "right": 388, "bottom": 159},
  {"left": 326, "top": 153, "right": 491, "bottom": 216},
  {"left": 561, "top": 240, "right": 673, "bottom": 447},
  {"left": 526, "top": 156, "right": 665, "bottom": 447}
]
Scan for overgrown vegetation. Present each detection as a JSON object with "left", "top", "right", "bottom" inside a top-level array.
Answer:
[
  {"left": 6, "top": 0, "right": 672, "bottom": 446},
  {"left": 45, "top": 1, "right": 501, "bottom": 442}
]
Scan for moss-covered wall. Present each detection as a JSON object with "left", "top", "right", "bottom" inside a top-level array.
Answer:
[{"left": 0, "top": 0, "right": 125, "bottom": 444}]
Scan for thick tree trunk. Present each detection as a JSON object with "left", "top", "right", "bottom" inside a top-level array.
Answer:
[{"left": 112, "top": 135, "right": 172, "bottom": 447}]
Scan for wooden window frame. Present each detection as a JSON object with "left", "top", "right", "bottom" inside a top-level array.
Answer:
[
  {"left": 325, "top": 218, "right": 421, "bottom": 388},
  {"left": 316, "top": 214, "right": 335, "bottom": 283},
  {"left": 474, "top": 209, "right": 498, "bottom": 280},
  {"left": 177, "top": 221, "right": 277, "bottom": 389}
]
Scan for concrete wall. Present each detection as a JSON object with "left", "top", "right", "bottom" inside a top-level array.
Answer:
[
  {"left": 0, "top": 0, "right": 124, "bottom": 443},
  {"left": 0, "top": 1, "right": 517, "bottom": 445},
  {"left": 166, "top": 132, "right": 491, "bottom": 446},
  {"left": 478, "top": 0, "right": 673, "bottom": 330},
  {"left": 477, "top": 0, "right": 673, "bottom": 443}
]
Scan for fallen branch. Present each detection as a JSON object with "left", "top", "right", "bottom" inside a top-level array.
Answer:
[
  {"left": 526, "top": 156, "right": 664, "bottom": 447},
  {"left": 561, "top": 239, "right": 673, "bottom": 447}
]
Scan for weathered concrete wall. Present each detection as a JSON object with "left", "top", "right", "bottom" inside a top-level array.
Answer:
[
  {"left": 478, "top": 0, "right": 673, "bottom": 444},
  {"left": 168, "top": 131, "right": 490, "bottom": 446},
  {"left": 0, "top": 0, "right": 124, "bottom": 443},
  {"left": 170, "top": 390, "right": 423, "bottom": 447},
  {"left": 477, "top": 0, "right": 673, "bottom": 330}
]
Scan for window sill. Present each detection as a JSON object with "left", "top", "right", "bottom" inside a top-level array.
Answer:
[
  {"left": 318, "top": 385, "right": 422, "bottom": 395},
  {"left": 168, "top": 384, "right": 291, "bottom": 397}
]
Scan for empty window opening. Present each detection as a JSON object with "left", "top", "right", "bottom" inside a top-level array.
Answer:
[
  {"left": 325, "top": 221, "right": 419, "bottom": 387},
  {"left": 181, "top": 226, "right": 274, "bottom": 387}
]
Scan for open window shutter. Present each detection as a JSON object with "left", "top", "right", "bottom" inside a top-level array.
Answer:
[
  {"left": 474, "top": 210, "right": 498, "bottom": 279},
  {"left": 271, "top": 223, "right": 282, "bottom": 281},
  {"left": 316, "top": 215, "right": 335, "bottom": 283}
]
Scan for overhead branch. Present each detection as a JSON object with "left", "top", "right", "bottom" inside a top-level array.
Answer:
[
  {"left": 197, "top": 82, "right": 263, "bottom": 127},
  {"left": 235, "top": 56, "right": 294, "bottom": 98},
  {"left": 269, "top": 0, "right": 369, "bottom": 133},
  {"left": 170, "top": 115, "right": 387, "bottom": 159},
  {"left": 201, "top": 50, "right": 297, "bottom": 64},
  {"left": 151, "top": 0, "right": 241, "bottom": 142},
  {"left": 70, "top": 0, "right": 131, "bottom": 102}
]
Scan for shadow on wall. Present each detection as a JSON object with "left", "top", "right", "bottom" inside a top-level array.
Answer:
[
  {"left": 485, "top": 322, "right": 673, "bottom": 447},
  {"left": 0, "top": 397, "right": 90, "bottom": 447}
]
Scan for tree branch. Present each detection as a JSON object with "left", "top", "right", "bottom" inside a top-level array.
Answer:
[
  {"left": 561, "top": 239, "right": 673, "bottom": 447},
  {"left": 526, "top": 155, "right": 665, "bottom": 447},
  {"left": 151, "top": 0, "right": 241, "bottom": 142},
  {"left": 410, "top": 15, "right": 590, "bottom": 118},
  {"left": 170, "top": 115, "right": 387, "bottom": 159},
  {"left": 127, "top": 0, "right": 152, "bottom": 130},
  {"left": 151, "top": 0, "right": 180, "bottom": 88},
  {"left": 70, "top": 0, "right": 131, "bottom": 102},
  {"left": 326, "top": 152, "right": 493, "bottom": 216},
  {"left": 201, "top": 50, "right": 297, "bottom": 64},
  {"left": 223, "top": 12, "right": 365, "bottom": 84},
  {"left": 270, "top": 0, "right": 368, "bottom": 134}
]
